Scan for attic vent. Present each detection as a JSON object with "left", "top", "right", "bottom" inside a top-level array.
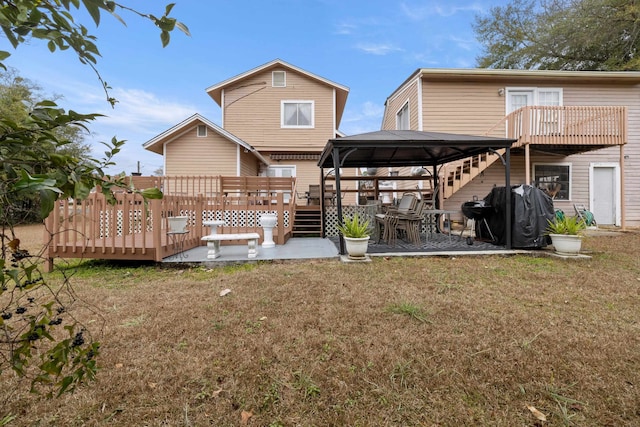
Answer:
[
  {"left": 197, "top": 125, "right": 207, "bottom": 137},
  {"left": 272, "top": 71, "right": 286, "bottom": 87}
]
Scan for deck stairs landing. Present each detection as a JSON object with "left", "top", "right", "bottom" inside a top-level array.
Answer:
[{"left": 293, "top": 205, "right": 322, "bottom": 237}]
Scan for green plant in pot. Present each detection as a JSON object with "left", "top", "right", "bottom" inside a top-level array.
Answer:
[
  {"left": 336, "top": 213, "right": 372, "bottom": 259},
  {"left": 546, "top": 214, "right": 586, "bottom": 255}
]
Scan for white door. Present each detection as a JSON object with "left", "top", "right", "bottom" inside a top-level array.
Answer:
[
  {"left": 507, "top": 90, "right": 534, "bottom": 113},
  {"left": 266, "top": 166, "right": 295, "bottom": 203},
  {"left": 507, "top": 90, "right": 534, "bottom": 135},
  {"left": 591, "top": 165, "right": 618, "bottom": 225}
]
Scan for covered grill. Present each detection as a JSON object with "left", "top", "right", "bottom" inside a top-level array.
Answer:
[{"left": 461, "top": 200, "right": 496, "bottom": 244}]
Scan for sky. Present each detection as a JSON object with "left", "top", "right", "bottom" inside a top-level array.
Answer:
[{"left": 4, "top": 0, "right": 509, "bottom": 175}]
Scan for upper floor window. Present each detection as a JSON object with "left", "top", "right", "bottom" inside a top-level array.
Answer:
[
  {"left": 281, "top": 101, "right": 314, "bottom": 128},
  {"left": 396, "top": 102, "right": 409, "bottom": 130},
  {"left": 533, "top": 163, "right": 571, "bottom": 200},
  {"left": 197, "top": 125, "right": 207, "bottom": 137},
  {"left": 538, "top": 89, "right": 561, "bottom": 106},
  {"left": 273, "top": 71, "right": 286, "bottom": 87}
]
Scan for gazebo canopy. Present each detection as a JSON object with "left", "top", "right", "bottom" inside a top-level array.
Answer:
[
  {"left": 317, "top": 130, "right": 518, "bottom": 252},
  {"left": 318, "top": 130, "right": 516, "bottom": 168}
]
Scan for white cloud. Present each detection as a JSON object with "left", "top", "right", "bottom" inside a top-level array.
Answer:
[
  {"left": 341, "top": 101, "right": 385, "bottom": 135},
  {"left": 93, "top": 87, "right": 198, "bottom": 135},
  {"left": 355, "top": 42, "right": 403, "bottom": 56},
  {"left": 334, "top": 22, "right": 357, "bottom": 35},
  {"left": 450, "top": 35, "right": 477, "bottom": 52},
  {"left": 400, "top": 1, "right": 485, "bottom": 20}
]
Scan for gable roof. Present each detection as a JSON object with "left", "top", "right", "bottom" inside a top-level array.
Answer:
[
  {"left": 206, "top": 59, "right": 350, "bottom": 126},
  {"left": 142, "top": 113, "right": 269, "bottom": 165}
]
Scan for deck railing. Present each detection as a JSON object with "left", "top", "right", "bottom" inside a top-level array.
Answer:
[
  {"left": 45, "top": 176, "right": 297, "bottom": 269},
  {"left": 504, "top": 105, "right": 627, "bottom": 147}
]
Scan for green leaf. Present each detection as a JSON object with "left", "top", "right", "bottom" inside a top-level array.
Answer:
[
  {"left": 175, "top": 21, "right": 190, "bottom": 36},
  {"left": 160, "top": 30, "right": 170, "bottom": 47},
  {"left": 39, "top": 190, "right": 57, "bottom": 219},
  {"left": 140, "top": 187, "right": 163, "bottom": 199},
  {"left": 73, "top": 181, "right": 91, "bottom": 200},
  {"left": 81, "top": 0, "right": 101, "bottom": 26}
]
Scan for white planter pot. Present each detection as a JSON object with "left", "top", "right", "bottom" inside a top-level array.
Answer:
[
  {"left": 260, "top": 213, "right": 277, "bottom": 248},
  {"left": 549, "top": 234, "right": 583, "bottom": 255},
  {"left": 168, "top": 216, "right": 188, "bottom": 232},
  {"left": 343, "top": 236, "right": 370, "bottom": 260}
]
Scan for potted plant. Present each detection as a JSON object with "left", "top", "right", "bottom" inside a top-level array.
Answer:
[
  {"left": 336, "top": 213, "right": 372, "bottom": 259},
  {"left": 546, "top": 214, "right": 586, "bottom": 255}
]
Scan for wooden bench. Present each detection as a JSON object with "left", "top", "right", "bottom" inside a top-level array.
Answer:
[{"left": 201, "top": 232, "right": 260, "bottom": 259}]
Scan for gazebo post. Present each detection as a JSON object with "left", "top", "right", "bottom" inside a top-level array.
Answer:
[
  {"left": 432, "top": 165, "right": 439, "bottom": 209},
  {"left": 333, "top": 147, "right": 345, "bottom": 255},
  {"left": 505, "top": 147, "right": 512, "bottom": 249}
]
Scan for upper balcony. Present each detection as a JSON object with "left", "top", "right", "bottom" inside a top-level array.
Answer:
[{"left": 499, "top": 106, "right": 627, "bottom": 155}]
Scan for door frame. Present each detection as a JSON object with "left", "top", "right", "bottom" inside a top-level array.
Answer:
[{"left": 589, "top": 162, "right": 620, "bottom": 226}]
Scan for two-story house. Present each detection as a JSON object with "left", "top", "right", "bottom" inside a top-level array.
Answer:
[
  {"left": 381, "top": 68, "right": 640, "bottom": 227},
  {"left": 143, "top": 59, "right": 349, "bottom": 201},
  {"left": 145, "top": 61, "right": 640, "bottom": 228}
]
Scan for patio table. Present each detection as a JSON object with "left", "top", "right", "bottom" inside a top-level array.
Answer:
[{"left": 422, "top": 209, "right": 459, "bottom": 242}]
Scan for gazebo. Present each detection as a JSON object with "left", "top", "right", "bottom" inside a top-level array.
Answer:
[{"left": 317, "top": 130, "right": 517, "bottom": 253}]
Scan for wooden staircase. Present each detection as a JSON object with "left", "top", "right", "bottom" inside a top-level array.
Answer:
[
  {"left": 442, "top": 150, "right": 504, "bottom": 198},
  {"left": 442, "top": 112, "right": 514, "bottom": 199},
  {"left": 292, "top": 205, "right": 322, "bottom": 237}
]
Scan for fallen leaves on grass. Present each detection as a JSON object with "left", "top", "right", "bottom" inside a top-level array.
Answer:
[
  {"left": 240, "top": 410, "right": 253, "bottom": 424},
  {"left": 527, "top": 404, "right": 547, "bottom": 422}
]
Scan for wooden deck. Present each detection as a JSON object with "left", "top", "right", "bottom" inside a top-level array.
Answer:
[{"left": 44, "top": 176, "right": 298, "bottom": 270}]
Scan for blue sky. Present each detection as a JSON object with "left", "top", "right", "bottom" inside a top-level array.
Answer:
[{"left": 4, "top": 0, "right": 508, "bottom": 175}]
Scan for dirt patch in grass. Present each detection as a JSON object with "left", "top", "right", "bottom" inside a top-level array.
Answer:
[{"left": 2, "top": 226, "right": 640, "bottom": 426}]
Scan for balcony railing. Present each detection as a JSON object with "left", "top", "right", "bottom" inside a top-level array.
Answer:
[{"left": 502, "top": 105, "right": 627, "bottom": 147}]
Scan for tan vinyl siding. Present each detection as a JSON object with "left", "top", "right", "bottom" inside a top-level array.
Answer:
[
  {"left": 383, "top": 79, "right": 420, "bottom": 130},
  {"left": 165, "top": 127, "right": 237, "bottom": 176},
  {"left": 421, "top": 81, "right": 507, "bottom": 136},
  {"left": 223, "top": 69, "right": 335, "bottom": 152},
  {"left": 563, "top": 85, "right": 640, "bottom": 225},
  {"left": 240, "top": 149, "right": 260, "bottom": 176}
]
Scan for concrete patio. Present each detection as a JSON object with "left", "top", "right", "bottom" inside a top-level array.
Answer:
[{"left": 163, "top": 232, "right": 527, "bottom": 265}]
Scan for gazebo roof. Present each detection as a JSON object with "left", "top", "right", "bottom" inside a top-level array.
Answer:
[
  {"left": 318, "top": 130, "right": 517, "bottom": 253},
  {"left": 318, "top": 130, "right": 516, "bottom": 168}
]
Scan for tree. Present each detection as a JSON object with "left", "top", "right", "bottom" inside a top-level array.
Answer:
[
  {"left": 0, "top": 1, "right": 188, "bottom": 401},
  {"left": 0, "top": 68, "right": 92, "bottom": 223},
  {"left": 474, "top": 0, "right": 640, "bottom": 70}
]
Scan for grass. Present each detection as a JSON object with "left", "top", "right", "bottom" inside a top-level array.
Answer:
[{"left": 2, "top": 224, "right": 640, "bottom": 426}]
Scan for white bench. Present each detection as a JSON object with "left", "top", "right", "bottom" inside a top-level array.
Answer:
[{"left": 201, "top": 232, "right": 260, "bottom": 259}]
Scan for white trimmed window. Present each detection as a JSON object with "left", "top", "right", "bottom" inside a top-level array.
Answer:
[
  {"left": 533, "top": 163, "right": 571, "bottom": 200},
  {"left": 537, "top": 89, "right": 562, "bottom": 106},
  {"left": 281, "top": 101, "right": 314, "bottom": 128},
  {"left": 272, "top": 71, "right": 286, "bottom": 87},
  {"left": 396, "top": 102, "right": 409, "bottom": 130},
  {"left": 197, "top": 125, "right": 207, "bottom": 137}
]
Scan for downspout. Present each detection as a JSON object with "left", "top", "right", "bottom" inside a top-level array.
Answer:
[
  {"left": 620, "top": 144, "right": 626, "bottom": 229},
  {"left": 237, "top": 145, "right": 241, "bottom": 176},
  {"left": 417, "top": 75, "right": 423, "bottom": 131},
  {"left": 221, "top": 90, "right": 225, "bottom": 128}
]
